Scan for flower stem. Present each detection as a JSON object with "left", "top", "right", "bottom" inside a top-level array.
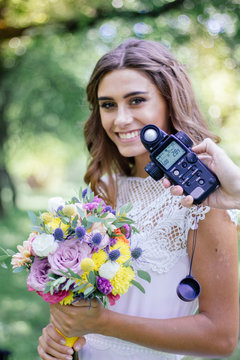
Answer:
[{"left": 73, "top": 350, "right": 79, "bottom": 360}]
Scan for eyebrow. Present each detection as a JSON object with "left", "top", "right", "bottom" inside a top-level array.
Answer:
[{"left": 98, "top": 91, "right": 148, "bottom": 101}]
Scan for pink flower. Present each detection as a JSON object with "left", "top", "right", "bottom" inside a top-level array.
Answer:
[
  {"left": 27, "top": 257, "right": 51, "bottom": 291},
  {"left": 38, "top": 290, "right": 70, "bottom": 304},
  {"left": 48, "top": 240, "right": 91, "bottom": 276},
  {"left": 107, "top": 293, "right": 120, "bottom": 306}
]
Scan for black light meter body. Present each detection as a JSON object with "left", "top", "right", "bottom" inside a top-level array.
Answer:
[{"left": 140, "top": 124, "right": 220, "bottom": 205}]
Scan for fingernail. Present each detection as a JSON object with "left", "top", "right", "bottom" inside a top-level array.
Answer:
[
  {"left": 60, "top": 339, "right": 66, "bottom": 345},
  {"left": 66, "top": 356, "right": 73, "bottom": 360},
  {"left": 67, "top": 348, "right": 73, "bottom": 355},
  {"left": 75, "top": 345, "right": 81, "bottom": 351}
]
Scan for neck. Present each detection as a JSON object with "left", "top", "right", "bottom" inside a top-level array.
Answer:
[{"left": 132, "top": 154, "right": 150, "bottom": 178}]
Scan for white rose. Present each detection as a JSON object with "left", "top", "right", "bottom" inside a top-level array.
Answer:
[
  {"left": 32, "top": 234, "right": 58, "bottom": 257},
  {"left": 47, "top": 197, "right": 65, "bottom": 214},
  {"left": 91, "top": 222, "right": 108, "bottom": 235},
  {"left": 99, "top": 261, "right": 120, "bottom": 280},
  {"left": 100, "top": 234, "right": 110, "bottom": 248}
]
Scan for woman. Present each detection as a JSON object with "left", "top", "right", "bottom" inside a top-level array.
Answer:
[{"left": 38, "top": 39, "right": 239, "bottom": 360}]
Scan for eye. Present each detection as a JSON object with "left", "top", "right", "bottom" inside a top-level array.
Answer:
[
  {"left": 99, "top": 102, "right": 116, "bottom": 110},
  {"left": 130, "top": 97, "right": 146, "bottom": 105}
]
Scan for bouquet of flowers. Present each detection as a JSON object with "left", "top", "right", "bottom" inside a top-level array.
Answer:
[{"left": 2, "top": 187, "right": 150, "bottom": 357}]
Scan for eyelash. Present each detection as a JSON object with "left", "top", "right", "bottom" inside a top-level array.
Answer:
[{"left": 99, "top": 97, "right": 146, "bottom": 109}]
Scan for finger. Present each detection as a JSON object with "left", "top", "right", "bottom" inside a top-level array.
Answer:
[
  {"left": 38, "top": 342, "right": 73, "bottom": 360},
  {"left": 47, "top": 323, "right": 67, "bottom": 344},
  {"left": 41, "top": 325, "right": 73, "bottom": 355},
  {"left": 170, "top": 185, "right": 183, "bottom": 196},
  {"left": 181, "top": 195, "right": 194, "bottom": 208},
  {"left": 73, "top": 336, "right": 86, "bottom": 351},
  {"left": 162, "top": 178, "right": 172, "bottom": 188},
  {"left": 38, "top": 344, "right": 56, "bottom": 360}
]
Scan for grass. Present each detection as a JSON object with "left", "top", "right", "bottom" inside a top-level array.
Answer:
[{"left": 0, "top": 207, "right": 239, "bottom": 360}]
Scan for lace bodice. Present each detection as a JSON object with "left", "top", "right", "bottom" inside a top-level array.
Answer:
[{"left": 116, "top": 175, "right": 210, "bottom": 274}]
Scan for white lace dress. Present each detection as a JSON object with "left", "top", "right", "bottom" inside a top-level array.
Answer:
[{"left": 79, "top": 176, "right": 238, "bottom": 360}]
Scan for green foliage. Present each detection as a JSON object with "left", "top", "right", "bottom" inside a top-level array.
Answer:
[{"left": 0, "top": 1, "right": 240, "bottom": 358}]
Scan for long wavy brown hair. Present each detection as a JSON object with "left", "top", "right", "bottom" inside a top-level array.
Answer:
[{"left": 84, "top": 38, "right": 219, "bottom": 206}]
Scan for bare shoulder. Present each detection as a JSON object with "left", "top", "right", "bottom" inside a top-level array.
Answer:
[{"left": 196, "top": 207, "right": 238, "bottom": 246}]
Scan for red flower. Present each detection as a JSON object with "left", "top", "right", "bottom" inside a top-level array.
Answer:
[{"left": 107, "top": 293, "right": 120, "bottom": 306}]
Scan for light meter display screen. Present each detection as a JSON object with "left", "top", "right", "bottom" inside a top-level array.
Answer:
[{"left": 155, "top": 141, "right": 186, "bottom": 170}]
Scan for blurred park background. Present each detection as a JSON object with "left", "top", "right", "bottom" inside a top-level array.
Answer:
[{"left": 0, "top": 0, "right": 239, "bottom": 359}]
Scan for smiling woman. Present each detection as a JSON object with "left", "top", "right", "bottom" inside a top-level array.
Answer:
[
  {"left": 37, "top": 39, "right": 239, "bottom": 360},
  {"left": 98, "top": 68, "right": 170, "bottom": 171}
]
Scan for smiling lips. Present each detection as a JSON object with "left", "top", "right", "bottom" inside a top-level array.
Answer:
[{"left": 117, "top": 130, "right": 141, "bottom": 140}]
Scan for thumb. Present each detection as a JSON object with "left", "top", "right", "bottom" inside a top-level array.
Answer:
[{"left": 73, "top": 336, "right": 86, "bottom": 352}]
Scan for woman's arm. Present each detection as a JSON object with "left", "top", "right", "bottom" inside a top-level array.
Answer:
[{"left": 50, "top": 208, "right": 239, "bottom": 357}]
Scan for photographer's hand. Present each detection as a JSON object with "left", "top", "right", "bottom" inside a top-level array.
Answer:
[{"left": 163, "top": 138, "right": 240, "bottom": 209}]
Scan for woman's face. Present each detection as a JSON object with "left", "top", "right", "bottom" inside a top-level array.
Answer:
[{"left": 98, "top": 68, "right": 170, "bottom": 169}]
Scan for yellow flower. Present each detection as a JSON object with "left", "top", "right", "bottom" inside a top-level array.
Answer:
[
  {"left": 81, "top": 258, "right": 95, "bottom": 272},
  {"left": 110, "top": 240, "right": 131, "bottom": 265},
  {"left": 48, "top": 218, "right": 69, "bottom": 233},
  {"left": 42, "top": 212, "right": 69, "bottom": 232},
  {"left": 92, "top": 250, "right": 108, "bottom": 270},
  {"left": 110, "top": 265, "right": 135, "bottom": 296},
  {"left": 62, "top": 204, "right": 76, "bottom": 217},
  {"left": 59, "top": 292, "right": 74, "bottom": 305},
  {"left": 42, "top": 212, "right": 53, "bottom": 224}
]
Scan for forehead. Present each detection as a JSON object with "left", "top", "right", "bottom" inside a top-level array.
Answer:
[{"left": 98, "top": 68, "right": 156, "bottom": 96}]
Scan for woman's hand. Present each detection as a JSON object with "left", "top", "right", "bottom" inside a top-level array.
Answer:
[
  {"left": 163, "top": 138, "right": 240, "bottom": 210},
  {"left": 38, "top": 323, "right": 86, "bottom": 360},
  {"left": 50, "top": 299, "right": 108, "bottom": 338}
]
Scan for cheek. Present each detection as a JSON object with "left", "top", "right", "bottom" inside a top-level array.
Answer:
[{"left": 100, "top": 112, "right": 114, "bottom": 132}]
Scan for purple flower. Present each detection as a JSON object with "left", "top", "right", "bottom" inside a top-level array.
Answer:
[
  {"left": 83, "top": 196, "right": 106, "bottom": 211},
  {"left": 54, "top": 228, "right": 64, "bottom": 241},
  {"left": 131, "top": 247, "right": 143, "bottom": 260},
  {"left": 120, "top": 224, "right": 131, "bottom": 239},
  {"left": 102, "top": 205, "right": 116, "bottom": 215},
  {"left": 27, "top": 257, "right": 51, "bottom": 292},
  {"left": 97, "top": 276, "right": 112, "bottom": 295},
  {"left": 82, "top": 188, "right": 88, "bottom": 198},
  {"left": 75, "top": 226, "right": 86, "bottom": 239},
  {"left": 48, "top": 240, "right": 92, "bottom": 276},
  {"left": 109, "top": 249, "right": 120, "bottom": 261},
  {"left": 91, "top": 233, "right": 102, "bottom": 246},
  {"left": 110, "top": 237, "right": 117, "bottom": 246}
]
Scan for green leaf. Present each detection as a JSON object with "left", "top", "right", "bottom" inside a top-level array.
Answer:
[
  {"left": 66, "top": 268, "right": 82, "bottom": 279},
  {"left": 137, "top": 270, "right": 151, "bottom": 283},
  {"left": 31, "top": 225, "right": 42, "bottom": 232},
  {"left": 62, "top": 278, "right": 75, "bottom": 291},
  {"left": 79, "top": 187, "right": 83, "bottom": 202},
  {"left": 13, "top": 266, "right": 26, "bottom": 273},
  {"left": 83, "top": 285, "right": 95, "bottom": 297},
  {"left": 0, "top": 255, "right": 10, "bottom": 262},
  {"left": 44, "top": 284, "right": 51, "bottom": 294},
  {"left": 88, "top": 271, "right": 96, "bottom": 286},
  {"left": 131, "top": 280, "right": 145, "bottom": 293},
  {"left": 28, "top": 210, "right": 38, "bottom": 225},
  {"left": 87, "top": 216, "right": 103, "bottom": 223},
  {"left": 130, "top": 226, "right": 139, "bottom": 234},
  {"left": 5, "top": 248, "right": 15, "bottom": 256},
  {"left": 1, "top": 262, "right": 8, "bottom": 269},
  {"left": 122, "top": 258, "right": 132, "bottom": 267},
  {"left": 74, "top": 282, "right": 87, "bottom": 292}
]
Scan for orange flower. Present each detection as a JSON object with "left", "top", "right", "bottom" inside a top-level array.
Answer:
[{"left": 113, "top": 229, "right": 129, "bottom": 244}]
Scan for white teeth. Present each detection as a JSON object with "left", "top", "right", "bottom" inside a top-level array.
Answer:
[{"left": 118, "top": 131, "right": 140, "bottom": 139}]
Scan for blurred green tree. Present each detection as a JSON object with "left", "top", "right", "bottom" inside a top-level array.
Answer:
[{"left": 0, "top": 0, "right": 239, "bottom": 215}]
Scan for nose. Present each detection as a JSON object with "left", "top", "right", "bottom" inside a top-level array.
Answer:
[{"left": 114, "top": 105, "right": 132, "bottom": 128}]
